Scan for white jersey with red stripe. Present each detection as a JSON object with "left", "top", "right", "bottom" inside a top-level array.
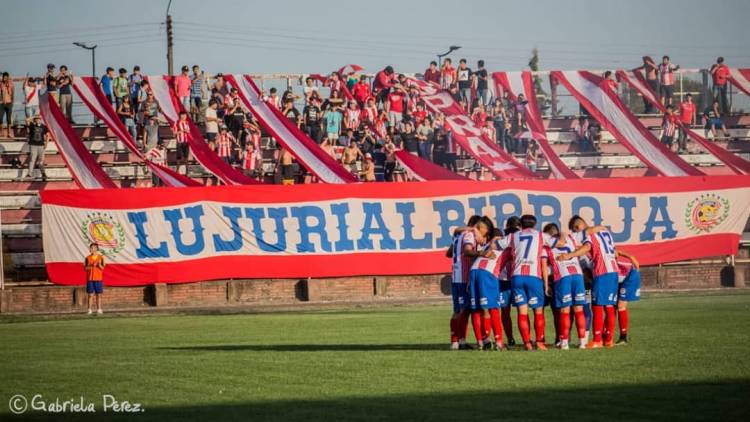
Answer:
[
  {"left": 471, "top": 237, "right": 509, "bottom": 278},
  {"left": 450, "top": 229, "right": 477, "bottom": 284},
  {"left": 546, "top": 234, "right": 583, "bottom": 281},
  {"left": 508, "top": 228, "right": 548, "bottom": 278},
  {"left": 581, "top": 229, "right": 618, "bottom": 277},
  {"left": 616, "top": 256, "right": 634, "bottom": 282}
]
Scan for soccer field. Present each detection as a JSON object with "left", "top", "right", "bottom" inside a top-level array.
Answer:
[{"left": 2, "top": 292, "right": 750, "bottom": 421}]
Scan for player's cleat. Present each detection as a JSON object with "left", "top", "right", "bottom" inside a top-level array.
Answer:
[
  {"left": 524, "top": 342, "right": 533, "bottom": 351},
  {"left": 493, "top": 342, "right": 505, "bottom": 351},
  {"left": 483, "top": 339, "right": 493, "bottom": 350},
  {"left": 477, "top": 343, "right": 485, "bottom": 351},
  {"left": 615, "top": 336, "right": 628, "bottom": 346},
  {"left": 536, "top": 342, "right": 548, "bottom": 351},
  {"left": 450, "top": 342, "right": 460, "bottom": 350},
  {"left": 459, "top": 343, "right": 475, "bottom": 350},
  {"left": 507, "top": 338, "right": 516, "bottom": 347},
  {"left": 586, "top": 341, "right": 603, "bottom": 349},
  {"left": 97, "top": 309, "right": 103, "bottom": 315},
  {"left": 87, "top": 309, "right": 93, "bottom": 315},
  {"left": 554, "top": 340, "right": 561, "bottom": 348},
  {"left": 604, "top": 339, "right": 615, "bottom": 348},
  {"left": 559, "top": 339, "right": 570, "bottom": 350}
]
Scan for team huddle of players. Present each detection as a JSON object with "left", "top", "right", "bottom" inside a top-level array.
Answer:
[{"left": 447, "top": 213, "right": 641, "bottom": 350}]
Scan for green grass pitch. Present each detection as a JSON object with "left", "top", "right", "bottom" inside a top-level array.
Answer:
[{"left": 1, "top": 291, "right": 749, "bottom": 421}]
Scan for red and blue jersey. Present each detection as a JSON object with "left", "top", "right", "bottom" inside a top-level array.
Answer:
[
  {"left": 507, "top": 228, "right": 548, "bottom": 279},
  {"left": 471, "top": 237, "right": 509, "bottom": 278},
  {"left": 616, "top": 256, "right": 634, "bottom": 282},
  {"left": 451, "top": 230, "right": 477, "bottom": 284},
  {"left": 546, "top": 234, "right": 583, "bottom": 282},
  {"left": 581, "top": 229, "right": 618, "bottom": 277}
]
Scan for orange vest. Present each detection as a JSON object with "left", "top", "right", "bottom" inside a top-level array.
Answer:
[{"left": 85, "top": 254, "right": 104, "bottom": 281}]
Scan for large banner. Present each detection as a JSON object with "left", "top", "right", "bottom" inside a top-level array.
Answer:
[{"left": 41, "top": 176, "right": 750, "bottom": 286}]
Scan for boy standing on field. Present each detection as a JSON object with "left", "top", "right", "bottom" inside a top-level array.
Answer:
[{"left": 84, "top": 243, "right": 105, "bottom": 315}]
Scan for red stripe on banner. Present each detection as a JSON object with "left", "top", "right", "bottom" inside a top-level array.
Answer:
[
  {"left": 72, "top": 77, "right": 202, "bottom": 187},
  {"left": 552, "top": 70, "right": 702, "bottom": 177},
  {"left": 146, "top": 75, "right": 261, "bottom": 185},
  {"left": 38, "top": 93, "right": 118, "bottom": 189},
  {"left": 41, "top": 233, "right": 743, "bottom": 286},
  {"left": 394, "top": 150, "right": 468, "bottom": 181},
  {"left": 492, "top": 71, "right": 578, "bottom": 179},
  {"left": 225, "top": 74, "right": 357, "bottom": 184},
  {"left": 406, "top": 77, "right": 536, "bottom": 179},
  {"left": 617, "top": 69, "right": 750, "bottom": 175},
  {"left": 728, "top": 68, "right": 750, "bottom": 96},
  {"left": 39, "top": 175, "right": 750, "bottom": 209}
]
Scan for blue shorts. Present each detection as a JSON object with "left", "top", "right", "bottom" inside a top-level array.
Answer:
[
  {"left": 86, "top": 280, "right": 103, "bottom": 294},
  {"left": 554, "top": 274, "right": 587, "bottom": 308},
  {"left": 592, "top": 272, "right": 618, "bottom": 306},
  {"left": 498, "top": 279, "right": 512, "bottom": 308},
  {"left": 468, "top": 269, "right": 500, "bottom": 310},
  {"left": 451, "top": 283, "right": 467, "bottom": 314},
  {"left": 511, "top": 275, "right": 545, "bottom": 309},
  {"left": 619, "top": 269, "right": 641, "bottom": 302}
]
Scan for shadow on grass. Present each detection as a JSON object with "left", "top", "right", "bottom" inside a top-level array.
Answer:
[
  {"left": 10, "top": 379, "right": 749, "bottom": 421},
  {"left": 159, "top": 343, "right": 448, "bottom": 352}
]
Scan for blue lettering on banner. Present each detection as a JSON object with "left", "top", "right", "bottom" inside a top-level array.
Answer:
[
  {"left": 610, "top": 197, "right": 636, "bottom": 243},
  {"left": 358, "top": 202, "right": 396, "bottom": 250},
  {"left": 433, "top": 199, "right": 465, "bottom": 248},
  {"left": 528, "top": 194, "right": 561, "bottom": 230},
  {"left": 395, "top": 202, "right": 433, "bottom": 249},
  {"left": 127, "top": 211, "right": 170, "bottom": 258},
  {"left": 246, "top": 207, "right": 288, "bottom": 252},
  {"left": 488, "top": 194, "right": 521, "bottom": 230},
  {"left": 291, "top": 206, "right": 332, "bottom": 253},
  {"left": 329, "top": 203, "right": 354, "bottom": 252},
  {"left": 467, "top": 196, "right": 487, "bottom": 217},
  {"left": 212, "top": 206, "right": 244, "bottom": 252},
  {"left": 639, "top": 196, "right": 677, "bottom": 241},
  {"left": 163, "top": 205, "right": 206, "bottom": 256},
  {"left": 571, "top": 196, "right": 602, "bottom": 226}
]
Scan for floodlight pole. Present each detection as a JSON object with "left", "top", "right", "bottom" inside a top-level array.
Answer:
[{"left": 437, "top": 46, "right": 461, "bottom": 68}]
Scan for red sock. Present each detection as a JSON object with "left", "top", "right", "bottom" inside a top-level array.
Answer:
[
  {"left": 574, "top": 309, "right": 587, "bottom": 341},
  {"left": 618, "top": 308, "right": 629, "bottom": 337},
  {"left": 552, "top": 307, "right": 560, "bottom": 341},
  {"left": 534, "top": 311, "right": 545, "bottom": 343},
  {"left": 471, "top": 312, "right": 484, "bottom": 344},
  {"left": 501, "top": 307, "right": 514, "bottom": 341},
  {"left": 592, "top": 305, "right": 604, "bottom": 343},
  {"left": 458, "top": 312, "right": 469, "bottom": 341},
  {"left": 559, "top": 311, "right": 571, "bottom": 341},
  {"left": 605, "top": 306, "right": 616, "bottom": 343},
  {"left": 483, "top": 316, "right": 491, "bottom": 339},
  {"left": 518, "top": 313, "right": 531, "bottom": 344},
  {"left": 450, "top": 316, "right": 458, "bottom": 343},
  {"left": 489, "top": 308, "right": 503, "bottom": 344}
]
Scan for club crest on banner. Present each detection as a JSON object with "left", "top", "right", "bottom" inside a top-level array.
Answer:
[
  {"left": 80, "top": 212, "right": 126, "bottom": 256},
  {"left": 685, "top": 194, "right": 730, "bottom": 234}
]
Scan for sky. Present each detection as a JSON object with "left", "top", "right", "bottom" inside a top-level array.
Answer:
[{"left": 2, "top": 0, "right": 750, "bottom": 77}]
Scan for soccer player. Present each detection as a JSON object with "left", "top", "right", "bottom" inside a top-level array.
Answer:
[
  {"left": 615, "top": 249, "right": 641, "bottom": 345},
  {"left": 468, "top": 227, "right": 507, "bottom": 350},
  {"left": 500, "top": 214, "right": 550, "bottom": 351},
  {"left": 558, "top": 216, "right": 619, "bottom": 348},
  {"left": 500, "top": 216, "right": 522, "bottom": 346},
  {"left": 543, "top": 223, "right": 588, "bottom": 350},
  {"left": 84, "top": 243, "right": 105, "bottom": 315},
  {"left": 446, "top": 215, "right": 481, "bottom": 350}
]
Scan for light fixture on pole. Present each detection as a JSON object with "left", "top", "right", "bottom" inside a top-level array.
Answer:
[
  {"left": 72, "top": 42, "right": 97, "bottom": 77},
  {"left": 437, "top": 45, "right": 461, "bottom": 67}
]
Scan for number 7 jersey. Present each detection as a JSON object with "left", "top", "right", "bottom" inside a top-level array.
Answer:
[{"left": 507, "top": 228, "right": 548, "bottom": 279}]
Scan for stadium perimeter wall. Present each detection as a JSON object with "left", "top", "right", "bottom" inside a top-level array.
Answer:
[{"left": 1, "top": 256, "right": 747, "bottom": 314}]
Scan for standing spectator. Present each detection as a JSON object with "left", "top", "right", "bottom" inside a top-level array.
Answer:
[
  {"left": 146, "top": 141, "right": 167, "bottom": 187},
  {"left": 281, "top": 98, "right": 300, "bottom": 124},
  {"left": 343, "top": 101, "right": 360, "bottom": 132},
  {"left": 243, "top": 139, "right": 262, "bottom": 178},
  {"left": 677, "top": 93, "right": 696, "bottom": 153},
  {"left": 57, "top": 65, "right": 74, "bottom": 122},
  {"left": 660, "top": 106, "right": 678, "bottom": 150},
  {"left": 475, "top": 60, "right": 489, "bottom": 106},
  {"left": 173, "top": 111, "right": 192, "bottom": 173},
  {"left": 440, "top": 58, "right": 456, "bottom": 91},
  {"left": 84, "top": 243, "right": 105, "bottom": 315},
  {"left": 205, "top": 99, "right": 220, "bottom": 150},
  {"left": 456, "top": 59, "right": 472, "bottom": 108},
  {"left": 128, "top": 66, "right": 143, "bottom": 114},
  {"left": 574, "top": 116, "right": 593, "bottom": 152},
  {"left": 703, "top": 99, "right": 731, "bottom": 139},
  {"left": 44, "top": 63, "right": 58, "bottom": 101},
  {"left": 324, "top": 102, "right": 343, "bottom": 145},
  {"left": 525, "top": 139, "right": 539, "bottom": 172},
  {"left": 416, "top": 116, "right": 433, "bottom": 159},
  {"left": 351, "top": 75, "right": 371, "bottom": 108},
  {"left": 143, "top": 115, "right": 160, "bottom": 152},
  {"left": 23, "top": 115, "right": 49, "bottom": 180},
  {"left": 362, "top": 153, "right": 375, "bottom": 182},
  {"left": 265, "top": 87, "right": 281, "bottom": 110},
  {"left": 190, "top": 65, "right": 206, "bottom": 121},
  {"left": 23, "top": 77, "right": 40, "bottom": 123},
  {"left": 303, "top": 77, "right": 319, "bottom": 105},
  {"left": 174, "top": 65, "right": 192, "bottom": 111},
  {"left": 471, "top": 104, "right": 487, "bottom": 127},
  {"left": 117, "top": 97, "right": 137, "bottom": 144},
  {"left": 424, "top": 61, "right": 441, "bottom": 85},
  {"left": 341, "top": 141, "right": 364, "bottom": 176},
  {"left": 658, "top": 55, "right": 679, "bottom": 107},
  {"left": 512, "top": 93, "right": 528, "bottom": 137},
  {"left": 303, "top": 95, "right": 323, "bottom": 143},
  {"left": 401, "top": 121, "right": 419, "bottom": 156},
  {"left": 339, "top": 128, "right": 355, "bottom": 148},
  {"left": 481, "top": 118, "right": 495, "bottom": 146},
  {"left": 327, "top": 72, "right": 344, "bottom": 99},
  {"left": 710, "top": 57, "right": 730, "bottom": 115},
  {"left": 638, "top": 56, "right": 658, "bottom": 113},
  {"left": 0, "top": 73, "right": 14, "bottom": 138},
  {"left": 373, "top": 66, "right": 396, "bottom": 106},
  {"left": 492, "top": 100, "right": 508, "bottom": 150},
  {"left": 113, "top": 68, "right": 129, "bottom": 109},
  {"left": 359, "top": 126, "right": 378, "bottom": 155},
  {"left": 277, "top": 147, "right": 295, "bottom": 185},
  {"left": 216, "top": 126, "right": 236, "bottom": 164},
  {"left": 383, "top": 135, "right": 397, "bottom": 181},
  {"left": 100, "top": 67, "right": 115, "bottom": 105},
  {"left": 386, "top": 87, "right": 406, "bottom": 129}
]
